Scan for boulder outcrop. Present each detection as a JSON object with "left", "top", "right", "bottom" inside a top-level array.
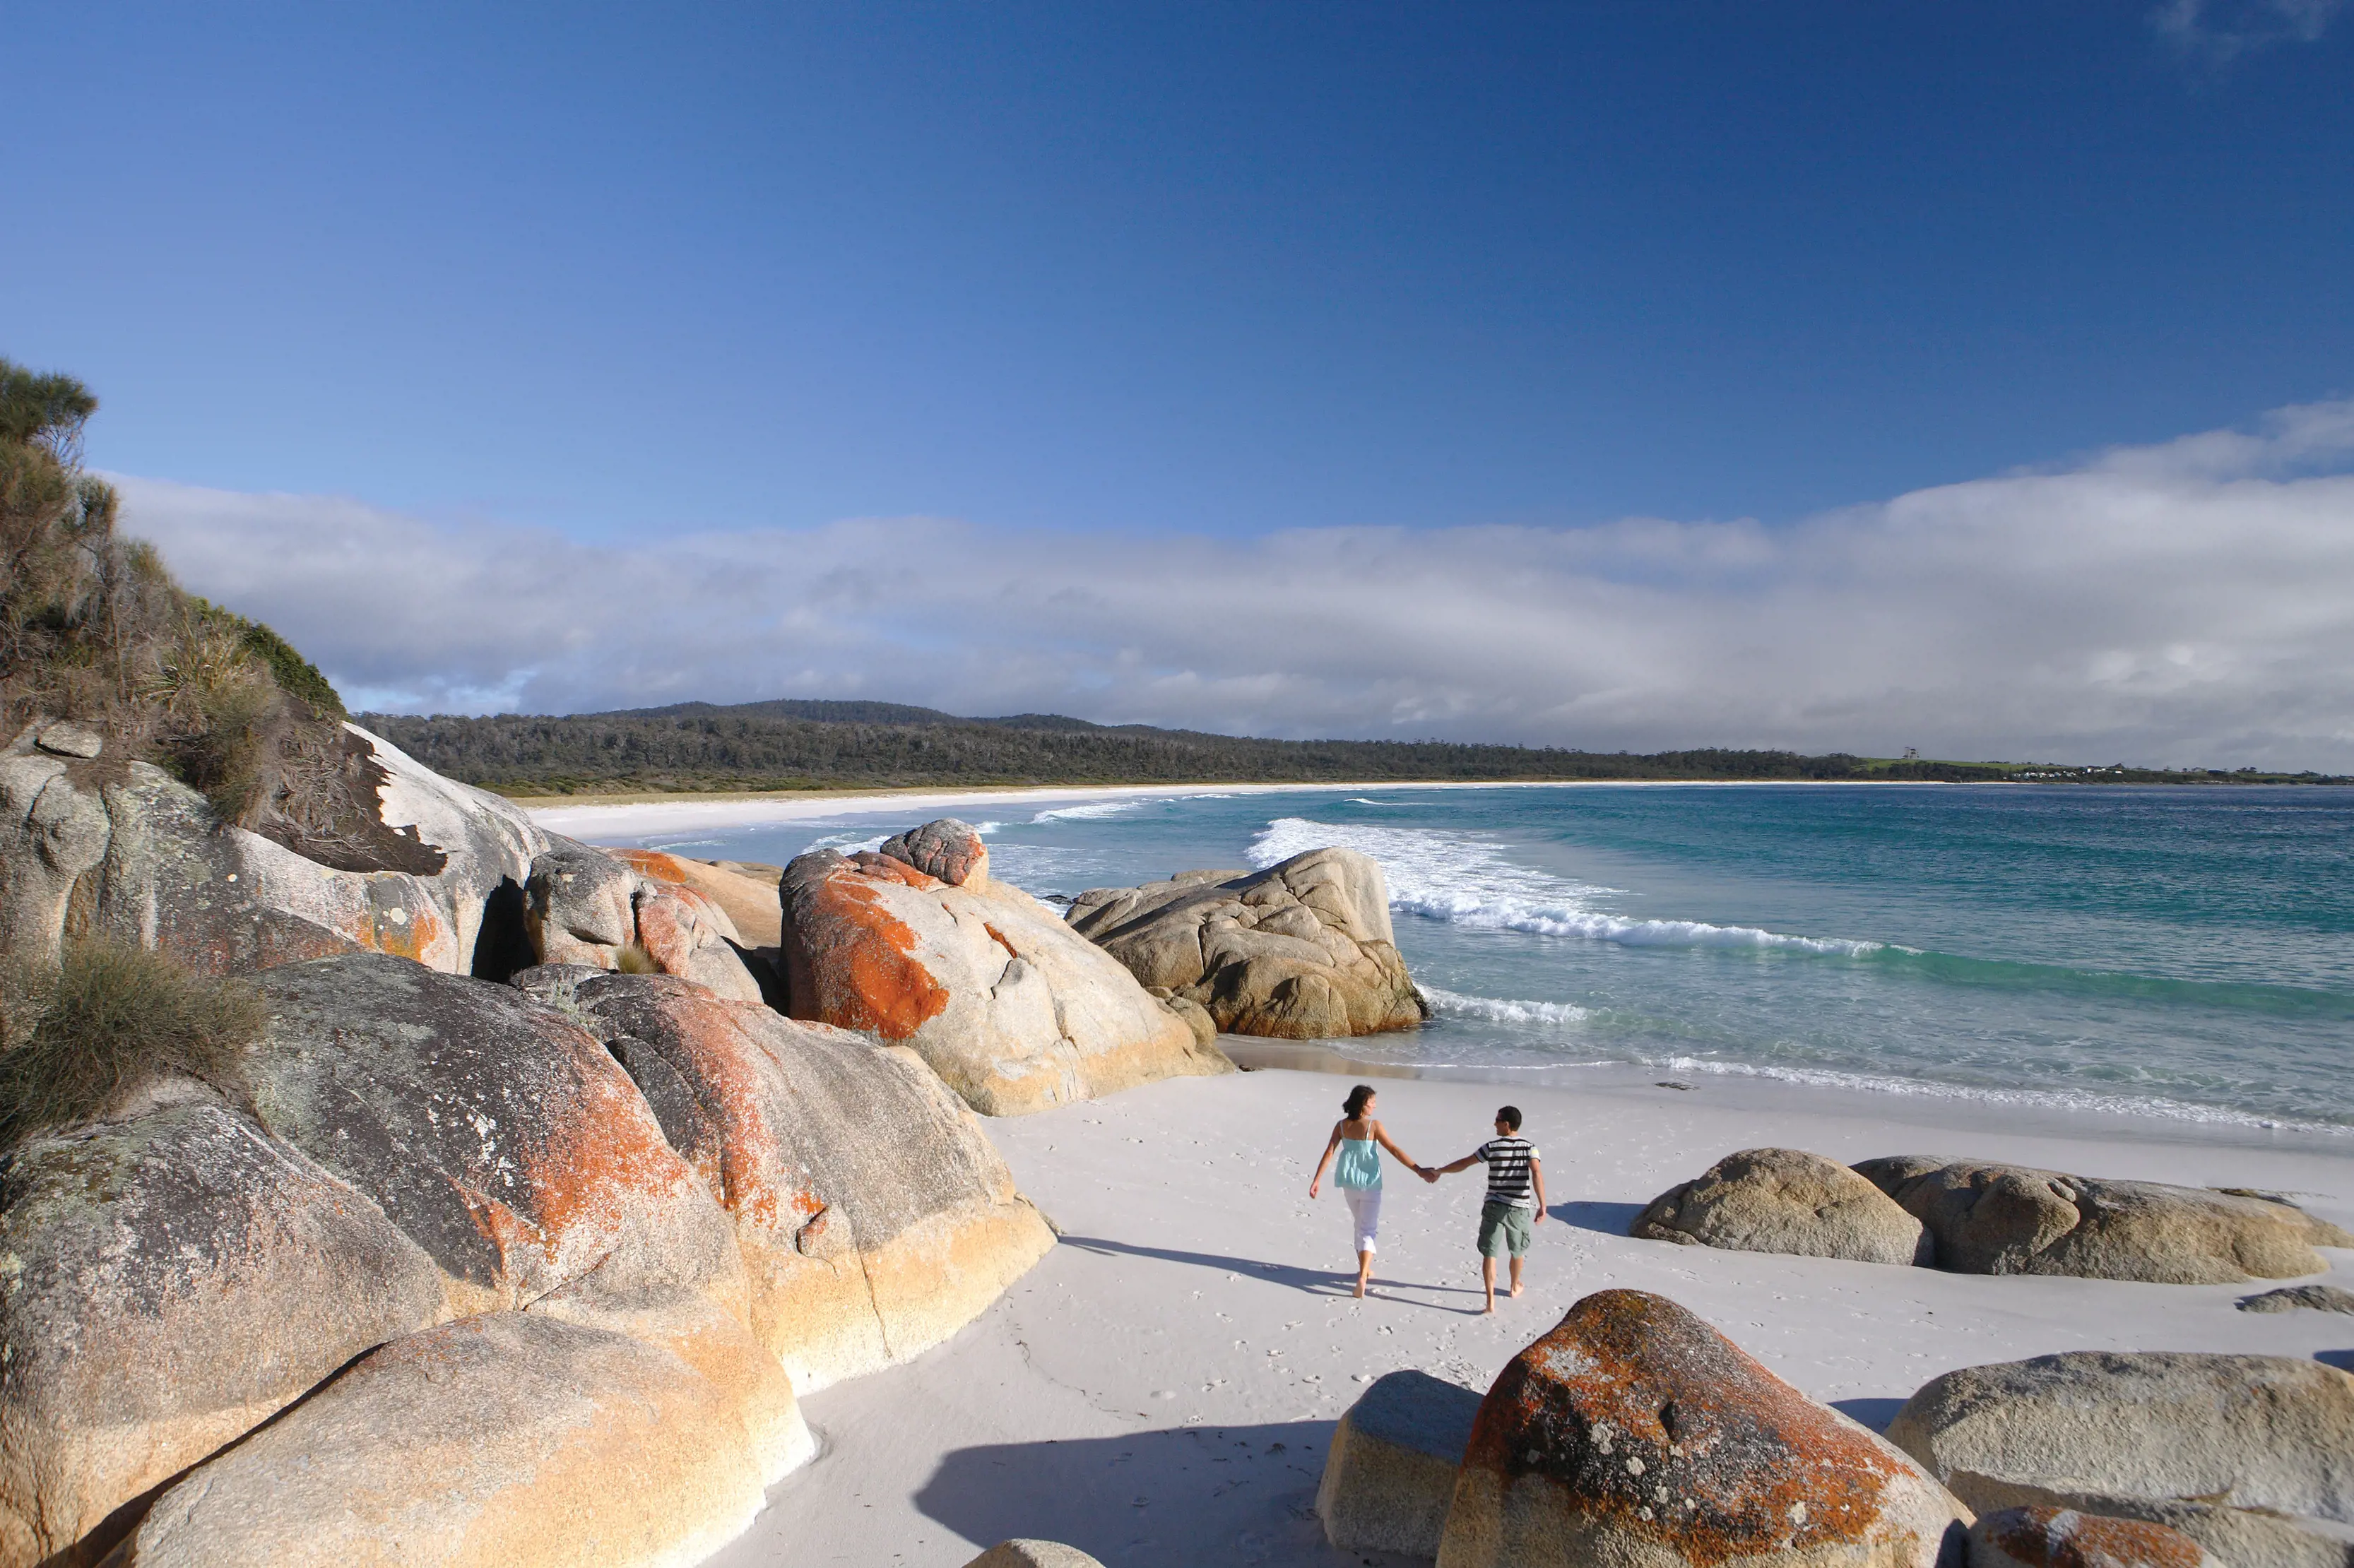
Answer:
[
  {"left": 527, "top": 968, "right": 1055, "bottom": 1389},
  {"left": 1436, "top": 1289, "right": 1969, "bottom": 1568},
  {"left": 1969, "top": 1508, "right": 2213, "bottom": 1568},
  {"left": 1854, "top": 1158, "right": 2349, "bottom": 1283},
  {"left": 522, "top": 843, "right": 762, "bottom": 1002},
  {"left": 0, "top": 720, "right": 549, "bottom": 980},
  {"left": 1065, "top": 847, "right": 1428, "bottom": 1038},
  {"left": 1316, "top": 1370, "right": 1484, "bottom": 1556},
  {"left": 1634, "top": 1148, "right": 1933, "bottom": 1266},
  {"left": 778, "top": 822, "right": 1228, "bottom": 1115},
  {"left": 114, "top": 1312, "right": 773, "bottom": 1568},
  {"left": 237, "top": 953, "right": 747, "bottom": 1319},
  {"left": 2240, "top": 1284, "right": 2354, "bottom": 1314},
  {"left": 1887, "top": 1351, "right": 2354, "bottom": 1568},
  {"left": 964, "top": 1545, "right": 1108, "bottom": 1568},
  {"left": 0, "top": 1101, "right": 445, "bottom": 1567}
]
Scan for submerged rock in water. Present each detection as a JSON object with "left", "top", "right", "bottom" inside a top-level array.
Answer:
[
  {"left": 779, "top": 826, "right": 1227, "bottom": 1115},
  {"left": 1633, "top": 1147, "right": 1934, "bottom": 1266},
  {"left": 1065, "top": 847, "right": 1428, "bottom": 1039},
  {"left": 1436, "top": 1288, "right": 1968, "bottom": 1568}
]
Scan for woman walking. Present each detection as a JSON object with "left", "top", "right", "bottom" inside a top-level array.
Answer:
[{"left": 1307, "top": 1085, "right": 1431, "bottom": 1297}]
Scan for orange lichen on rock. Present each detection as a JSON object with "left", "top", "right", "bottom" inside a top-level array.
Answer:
[
  {"left": 1439, "top": 1289, "right": 1968, "bottom": 1568},
  {"left": 790, "top": 857, "right": 951, "bottom": 1040},
  {"left": 1977, "top": 1508, "right": 2207, "bottom": 1568}
]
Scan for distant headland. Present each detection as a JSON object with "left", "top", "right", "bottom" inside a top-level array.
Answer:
[{"left": 360, "top": 698, "right": 2352, "bottom": 797}]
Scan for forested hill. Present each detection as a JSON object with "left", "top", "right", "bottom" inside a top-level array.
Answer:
[{"left": 356, "top": 699, "right": 2335, "bottom": 796}]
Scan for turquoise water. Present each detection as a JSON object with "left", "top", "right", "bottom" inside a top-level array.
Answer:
[{"left": 603, "top": 784, "right": 2354, "bottom": 1132}]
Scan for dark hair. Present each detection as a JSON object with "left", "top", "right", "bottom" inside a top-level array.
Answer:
[
  {"left": 1343, "top": 1084, "right": 1376, "bottom": 1118},
  {"left": 1496, "top": 1105, "right": 1522, "bottom": 1131}
]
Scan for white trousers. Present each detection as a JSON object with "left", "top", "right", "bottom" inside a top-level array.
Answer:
[{"left": 1342, "top": 1185, "right": 1383, "bottom": 1254}]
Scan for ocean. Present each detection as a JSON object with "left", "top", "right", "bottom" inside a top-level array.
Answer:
[{"left": 589, "top": 783, "right": 2354, "bottom": 1134}]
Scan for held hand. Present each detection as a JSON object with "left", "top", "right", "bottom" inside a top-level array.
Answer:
[{"left": 1419, "top": 1165, "right": 1438, "bottom": 1183}]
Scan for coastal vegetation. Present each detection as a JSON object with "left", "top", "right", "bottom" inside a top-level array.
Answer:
[
  {"left": 0, "top": 357, "right": 350, "bottom": 835},
  {"left": 0, "top": 937, "right": 266, "bottom": 1151},
  {"left": 360, "top": 699, "right": 2348, "bottom": 796}
]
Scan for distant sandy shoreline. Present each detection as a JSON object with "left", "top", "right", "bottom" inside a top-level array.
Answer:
[{"left": 524, "top": 776, "right": 1948, "bottom": 838}]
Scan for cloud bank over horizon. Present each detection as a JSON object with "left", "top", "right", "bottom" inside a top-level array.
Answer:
[{"left": 112, "top": 399, "right": 2354, "bottom": 771}]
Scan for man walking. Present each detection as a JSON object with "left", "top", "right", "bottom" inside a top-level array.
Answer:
[{"left": 1429, "top": 1105, "right": 1546, "bottom": 1314}]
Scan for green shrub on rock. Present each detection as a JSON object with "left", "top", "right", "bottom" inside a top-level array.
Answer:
[{"left": 0, "top": 939, "right": 268, "bottom": 1148}]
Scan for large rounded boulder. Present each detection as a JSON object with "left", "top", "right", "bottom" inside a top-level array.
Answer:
[
  {"left": 1887, "top": 1351, "right": 2354, "bottom": 1524},
  {"left": 113, "top": 1311, "right": 769, "bottom": 1568},
  {"left": 529, "top": 968, "right": 1055, "bottom": 1389},
  {"left": 778, "top": 821, "right": 1228, "bottom": 1115},
  {"left": 1853, "top": 1158, "right": 2350, "bottom": 1283},
  {"left": 1, "top": 720, "right": 550, "bottom": 980},
  {"left": 1065, "top": 847, "right": 1427, "bottom": 1039},
  {"left": 0, "top": 1101, "right": 446, "bottom": 1567},
  {"left": 1436, "top": 1289, "right": 1969, "bottom": 1568},
  {"left": 1634, "top": 1148, "right": 1933, "bottom": 1266}
]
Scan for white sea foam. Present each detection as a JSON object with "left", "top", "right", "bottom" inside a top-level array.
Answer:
[
  {"left": 805, "top": 831, "right": 889, "bottom": 853},
  {"left": 1031, "top": 800, "right": 1145, "bottom": 823},
  {"left": 1247, "top": 816, "right": 1884, "bottom": 957},
  {"left": 1421, "top": 986, "right": 1592, "bottom": 1028},
  {"left": 1636, "top": 1055, "right": 2343, "bottom": 1134}
]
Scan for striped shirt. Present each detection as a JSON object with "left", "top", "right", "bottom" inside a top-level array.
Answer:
[{"left": 1476, "top": 1137, "right": 1539, "bottom": 1208}]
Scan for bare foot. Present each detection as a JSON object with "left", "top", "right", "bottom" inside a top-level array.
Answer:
[
  {"left": 1510, "top": 1281, "right": 1525, "bottom": 1297},
  {"left": 1482, "top": 1300, "right": 1496, "bottom": 1315},
  {"left": 1354, "top": 1284, "right": 1368, "bottom": 1299}
]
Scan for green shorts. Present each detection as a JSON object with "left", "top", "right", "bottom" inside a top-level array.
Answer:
[{"left": 1478, "top": 1201, "right": 1533, "bottom": 1259}]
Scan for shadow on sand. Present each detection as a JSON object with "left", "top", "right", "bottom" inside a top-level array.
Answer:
[
  {"left": 1555, "top": 1199, "right": 1645, "bottom": 1237},
  {"left": 916, "top": 1419, "right": 1420, "bottom": 1567},
  {"left": 1830, "top": 1396, "right": 1910, "bottom": 1432},
  {"left": 1056, "top": 1234, "right": 1489, "bottom": 1309}
]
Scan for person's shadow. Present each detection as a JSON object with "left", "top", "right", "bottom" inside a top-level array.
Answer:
[{"left": 1056, "top": 1235, "right": 1488, "bottom": 1309}]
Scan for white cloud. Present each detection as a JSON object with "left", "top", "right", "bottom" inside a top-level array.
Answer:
[
  {"left": 109, "top": 398, "right": 2354, "bottom": 770},
  {"left": 2151, "top": 0, "right": 2344, "bottom": 63}
]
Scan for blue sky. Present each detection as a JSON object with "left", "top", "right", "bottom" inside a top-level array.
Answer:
[{"left": 12, "top": 4, "right": 2354, "bottom": 763}]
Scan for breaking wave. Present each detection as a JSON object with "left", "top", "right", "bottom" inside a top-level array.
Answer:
[{"left": 1246, "top": 816, "right": 1886, "bottom": 957}]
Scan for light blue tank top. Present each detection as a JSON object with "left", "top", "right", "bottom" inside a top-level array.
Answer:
[{"left": 1336, "top": 1137, "right": 1382, "bottom": 1189}]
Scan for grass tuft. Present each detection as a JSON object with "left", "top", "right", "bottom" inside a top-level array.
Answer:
[
  {"left": 613, "top": 943, "right": 660, "bottom": 975},
  {"left": 0, "top": 939, "right": 268, "bottom": 1149}
]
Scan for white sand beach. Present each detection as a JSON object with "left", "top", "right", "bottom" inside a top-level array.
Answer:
[
  {"left": 524, "top": 777, "right": 1931, "bottom": 843},
  {"left": 711, "top": 1061, "right": 2354, "bottom": 1567}
]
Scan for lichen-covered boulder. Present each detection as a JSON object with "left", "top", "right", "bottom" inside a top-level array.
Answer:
[
  {"left": 1317, "top": 1370, "right": 1484, "bottom": 1556},
  {"left": 115, "top": 1312, "right": 771, "bottom": 1568},
  {"left": 1065, "top": 848, "right": 1426, "bottom": 1038},
  {"left": 1852, "top": 1158, "right": 2348, "bottom": 1283},
  {"left": 1634, "top": 1148, "right": 1933, "bottom": 1266},
  {"left": 1436, "top": 1289, "right": 1969, "bottom": 1568},
  {"left": 237, "top": 953, "right": 747, "bottom": 1320},
  {"left": 779, "top": 831, "right": 1227, "bottom": 1115},
  {"left": 534, "top": 969, "right": 1054, "bottom": 1389},
  {"left": 879, "top": 818, "right": 991, "bottom": 889},
  {"left": 523, "top": 843, "right": 762, "bottom": 1002},
  {"left": 0, "top": 1102, "right": 445, "bottom": 1568},
  {"left": 1887, "top": 1352, "right": 2354, "bottom": 1528},
  {"left": 617, "top": 848, "right": 783, "bottom": 948},
  {"left": 0, "top": 720, "right": 550, "bottom": 979},
  {"left": 1969, "top": 1508, "right": 2214, "bottom": 1568}
]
